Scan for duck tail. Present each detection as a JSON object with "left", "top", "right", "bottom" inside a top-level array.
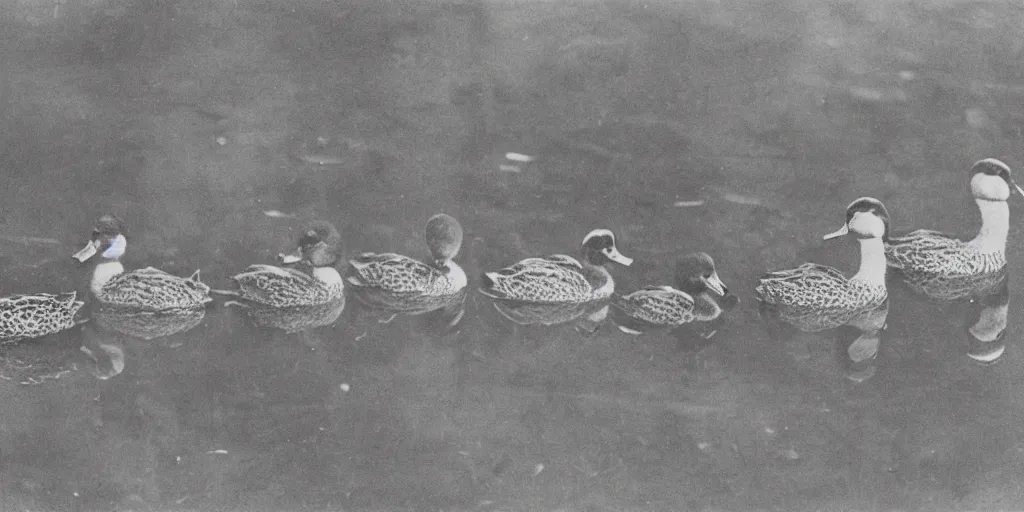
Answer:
[
  {"left": 478, "top": 272, "right": 503, "bottom": 298},
  {"left": 210, "top": 288, "right": 240, "bottom": 297}
]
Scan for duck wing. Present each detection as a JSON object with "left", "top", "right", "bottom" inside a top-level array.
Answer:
[{"left": 480, "top": 254, "right": 594, "bottom": 303}]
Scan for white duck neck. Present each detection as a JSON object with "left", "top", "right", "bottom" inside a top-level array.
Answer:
[
  {"left": 443, "top": 260, "right": 468, "bottom": 290},
  {"left": 312, "top": 266, "right": 343, "bottom": 287},
  {"left": 968, "top": 198, "right": 1009, "bottom": 254},
  {"left": 92, "top": 261, "right": 125, "bottom": 296},
  {"left": 851, "top": 237, "right": 887, "bottom": 287}
]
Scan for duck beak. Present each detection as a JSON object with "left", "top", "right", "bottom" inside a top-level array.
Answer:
[
  {"left": 72, "top": 240, "right": 98, "bottom": 262},
  {"left": 279, "top": 250, "right": 303, "bottom": 265},
  {"left": 605, "top": 247, "right": 633, "bottom": 266},
  {"left": 1011, "top": 179, "right": 1024, "bottom": 197},
  {"left": 704, "top": 271, "right": 728, "bottom": 297},
  {"left": 822, "top": 224, "right": 849, "bottom": 241}
]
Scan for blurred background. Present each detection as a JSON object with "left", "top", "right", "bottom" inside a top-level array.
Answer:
[{"left": 1, "top": 0, "right": 1024, "bottom": 510}]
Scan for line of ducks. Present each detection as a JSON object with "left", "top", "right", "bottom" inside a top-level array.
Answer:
[{"left": 0, "top": 158, "right": 1018, "bottom": 370}]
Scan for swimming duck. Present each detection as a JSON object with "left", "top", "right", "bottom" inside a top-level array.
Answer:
[
  {"left": 0, "top": 292, "right": 85, "bottom": 344},
  {"left": 611, "top": 252, "right": 730, "bottom": 335},
  {"left": 73, "top": 215, "right": 212, "bottom": 311},
  {"left": 479, "top": 229, "right": 632, "bottom": 332},
  {"left": 755, "top": 197, "right": 890, "bottom": 333},
  {"left": 346, "top": 214, "right": 467, "bottom": 322},
  {"left": 885, "top": 158, "right": 1021, "bottom": 301},
  {"left": 218, "top": 221, "right": 344, "bottom": 308},
  {"left": 480, "top": 228, "right": 633, "bottom": 304}
]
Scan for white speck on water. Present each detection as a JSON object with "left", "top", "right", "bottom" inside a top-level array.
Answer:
[
  {"left": 340, "top": 383, "right": 350, "bottom": 392},
  {"left": 505, "top": 152, "right": 535, "bottom": 162},
  {"left": 719, "top": 192, "right": 762, "bottom": 206},
  {"left": 263, "top": 210, "right": 296, "bottom": 219},
  {"left": 674, "top": 199, "right": 705, "bottom": 207}
]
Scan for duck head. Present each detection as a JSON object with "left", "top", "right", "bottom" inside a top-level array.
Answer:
[
  {"left": 823, "top": 197, "right": 891, "bottom": 241},
  {"left": 280, "top": 221, "right": 341, "bottom": 267},
  {"left": 73, "top": 215, "right": 128, "bottom": 262},
  {"left": 970, "top": 158, "right": 1023, "bottom": 202},
  {"left": 424, "top": 213, "right": 464, "bottom": 266},
  {"left": 675, "top": 252, "right": 727, "bottom": 297},
  {"left": 580, "top": 229, "right": 633, "bottom": 266}
]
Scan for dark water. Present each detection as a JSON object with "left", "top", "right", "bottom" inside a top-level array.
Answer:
[{"left": 2, "top": 1, "right": 1024, "bottom": 510}]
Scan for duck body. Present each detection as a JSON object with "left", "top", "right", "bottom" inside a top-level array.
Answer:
[
  {"left": 73, "top": 216, "right": 212, "bottom": 312},
  {"left": 481, "top": 254, "right": 612, "bottom": 303},
  {"left": 94, "top": 266, "right": 212, "bottom": 311},
  {"left": 756, "top": 263, "right": 887, "bottom": 332},
  {"left": 755, "top": 198, "right": 891, "bottom": 333},
  {"left": 0, "top": 292, "right": 85, "bottom": 344},
  {"left": 348, "top": 253, "right": 466, "bottom": 311},
  {"left": 886, "top": 230, "right": 1006, "bottom": 301},
  {"left": 613, "top": 286, "right": 703, "bottom": 330},
  {"left": 231, "top": 264, "right": 343, "bottom": 307}
]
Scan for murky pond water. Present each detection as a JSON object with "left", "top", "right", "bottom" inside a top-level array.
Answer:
[{"left": 2, "top": 1, "right": 1024, "bottom": 510}]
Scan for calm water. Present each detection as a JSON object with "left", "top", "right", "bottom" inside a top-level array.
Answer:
[{"left": 2, "top": 1, "right": 1024, "bottom": 510}]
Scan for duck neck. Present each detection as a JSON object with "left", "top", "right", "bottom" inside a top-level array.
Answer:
[
  {"left": 851, "top": 237, "right": 887, "bottom": 287},
  {"left": 440, "top": 259, "right": 468, "bottom": 289},
  {"left": 92, "top": 260, "right": 125, "bottom": 296},
  {"left": 592, "top": 266, "right": 615, "bottom": 297},
  {"left": 967, "top": 199, "right": 1009, "bottom": 254},
  {"left": 692, "top": 292, "right": 723, "bottom": 321},
  {"left": 312, "top": 266, "right": 343, "bottom": 287}
]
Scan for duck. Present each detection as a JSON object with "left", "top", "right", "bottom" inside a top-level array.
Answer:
[
  {"left": 611, "top": 252, "right": 730, "bottom": 336},
  {"left": 885, "top": 158, "right": 1020, "bottom": 301},
  {"left": 72, "top": 215, "right": 212, "bottom": 311},
  {"left": 346, "top": 214, "right": 467, "bottom": 322},
  {"left": 755, "top": 197, "right": 890, "bottom": 333},
  {"left": 479, "top": 229, "right": 632, "bottom": 331},
  {"left": 217, "top": 221, "right": 344, "bottom": 308},
  {"left": 480, "top": 229, "right": 633, "bottom": 304},
  {"left": 0, "top": 292, "right": 85, "bottom": 344}
]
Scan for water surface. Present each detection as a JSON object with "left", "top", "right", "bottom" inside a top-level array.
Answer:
[{"left": 2, "top": 1, "right": 1024, "bottom": 510}]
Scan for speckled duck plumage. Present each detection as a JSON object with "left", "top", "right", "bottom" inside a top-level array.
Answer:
[{"left": 0, "top": 292, "right": 85, "bottom": 344}]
